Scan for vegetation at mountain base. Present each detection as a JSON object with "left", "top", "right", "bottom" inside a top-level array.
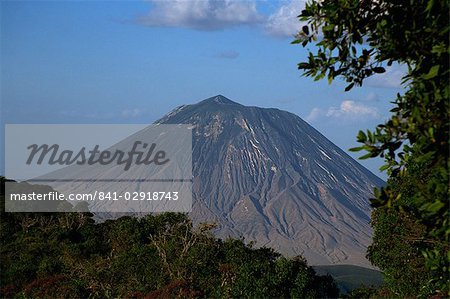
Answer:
[
  {"left": 0, "top": 177, "right": 339, "bottom": 298},
  {"left": 313, "top": 265, "right": 383, "bottom": 294},
  {"left": 293, "top": 0, "right": 449, "bottom": 297},
  {"left": 367, "top": 160, "right": 448, "bottom": 297}
]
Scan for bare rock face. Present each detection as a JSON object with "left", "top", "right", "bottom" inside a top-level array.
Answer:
[{"left": 156, "top": 95, "right": 384, "bottom": 267}]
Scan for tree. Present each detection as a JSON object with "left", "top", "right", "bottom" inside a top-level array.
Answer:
[
  {"left": 292, "top": 0, "right": 449, "bottom": 296},
  {"left": 1, "top": 178, "right": 339, "bottom": 298},
  {"left": 368, "top": 161, "right": 432, "bottom": 297}
]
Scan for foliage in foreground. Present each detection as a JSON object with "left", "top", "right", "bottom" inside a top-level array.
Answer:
[
  {"left": 0, "top": 178, "right": 338, "bottom": 298},
  {"left": 368, "top": 161, "right": 437, "bottom": 297},
  {"left": 293, "top": 0, "right": 449, "bottom": 297}
]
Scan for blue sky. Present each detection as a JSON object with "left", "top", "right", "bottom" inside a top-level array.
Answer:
[{"left": 1, "top": 0, "right": 406, "bottom": 179}]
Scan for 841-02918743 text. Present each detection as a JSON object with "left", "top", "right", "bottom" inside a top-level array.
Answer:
[{"left": 84, "top": 191, "right": 179, "bottom": 201}]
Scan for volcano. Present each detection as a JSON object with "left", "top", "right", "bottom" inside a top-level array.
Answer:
[
  {"left": 154, "top": 95, "right": 383, "bottom": 267},
  {"left": 38, "top": 94, "right": 383, "bottom": 267}
]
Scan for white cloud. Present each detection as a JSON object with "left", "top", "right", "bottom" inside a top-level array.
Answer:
[
  {"left": 327, "top": 100, "right": 379, "bottom": 118},
  {"left": 305, "top": 107, "right": 322, "bottom": 122},
  {"left": 306, "top": 100, "right": 380, "bottom": 123},
  {"left": 135, "top": 0, "right": 313, "bottom": 38},
  {"left": 366, "top": 64, "right": 407, "bottom": 89},
  {"left": 136, "top": 0, "right": 263, "bottom": 31},
  {"left": 265, "top": 0, "right": 306, "bottom": 37}
]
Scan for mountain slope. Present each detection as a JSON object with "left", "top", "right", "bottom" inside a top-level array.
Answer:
[{"left": 156, "top": 95, "right": 384, "bottom": 267}]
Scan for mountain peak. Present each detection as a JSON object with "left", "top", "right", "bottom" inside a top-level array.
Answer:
[{"left": 200, "top": 95, "right": 242, "bottom": 106}]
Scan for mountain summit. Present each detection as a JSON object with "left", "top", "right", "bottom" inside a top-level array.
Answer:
[
  {"left": 201, "top": 94, "right": 242, "bottom": 105},
  {"left": 157, "top": 95, "right": 383, "bottom": 267}
]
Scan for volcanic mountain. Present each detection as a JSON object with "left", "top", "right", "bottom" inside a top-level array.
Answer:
[
  {"left": 154, "top": 95, "right": 384, "bottom": 267},
  {"left": 35, "top": 94, "right": 383, "bottom": 267}
]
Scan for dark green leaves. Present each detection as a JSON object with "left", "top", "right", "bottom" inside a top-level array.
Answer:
[
  {"left": 0, "top": 201, "right": 340, "bottom": 298},
  {"left": 293, "top": 0, "right": 450, "bottom": 295},
  {"left": 344, "top": 83, "right": 354, "bottom": 91},
  {"left": 372, "top": 67, "right": 386, "bottom": 73},
  {"left": 302, "top": 25, "right": 309, "bottom": 35}
]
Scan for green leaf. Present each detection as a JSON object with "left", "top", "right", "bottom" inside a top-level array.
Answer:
[
  {"left": 372, "top": 67, "right": 385, "bottom": 73},
  {"left": 344, "top": 83, "right": 354, "bottom": 91},
  {"left": 359, "top": 152, "right": 377, "bottom": 160},
  {"left": 302, "top": 25, "right": 309, "bottom": 35},
  {"left": 422, "top": 201, "right": 445, "bottom": 213},
  {"left": 356, "top": 130, "right": 367, "bottom": 142},
  {"left": 426, "top": 0, "right": 435, "bottom": 12},
  {"left": 349, "top": 146, "right": 364, "bottom": 152},
  {"left": 297, "top": 62, "right": 310, "bottom": 69},
  {"left": 328, "top": 75, "right": 333, "bottom": 84},
  {"left": 379, "top": 164, "right": 390, "bottom": 171},
  {"left": 422, "top": 65, "right": 440, "bottom": 80},
  {"left": 322, "top": 24, "right": 334, "bottom": 32}
]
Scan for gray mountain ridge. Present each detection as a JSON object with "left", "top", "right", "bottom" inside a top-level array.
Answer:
[{"left": 155, "top": 95, "right": 384, "bottom": 267}]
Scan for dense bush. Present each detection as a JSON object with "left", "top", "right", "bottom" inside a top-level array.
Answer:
[
  {"left": 0, "top": 177, "right": 339, "bottom": 298},
  {"left": 294, "top": 0, "right": 449, "bottom": 296}
]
